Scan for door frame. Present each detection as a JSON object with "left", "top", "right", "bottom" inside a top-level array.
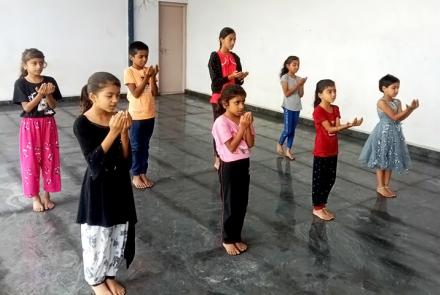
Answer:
[{"left": 158, "top": 1, "right": 187, "bottom": 94}]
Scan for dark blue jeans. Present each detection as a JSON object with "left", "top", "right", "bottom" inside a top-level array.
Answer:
[
  {"left": 278, "top": 108, "right": 300, "bottom": 149},
  {"left": 130, "top": 118, "right": 155, "bottom": 175}
]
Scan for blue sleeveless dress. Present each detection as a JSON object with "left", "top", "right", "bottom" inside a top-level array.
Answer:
[{"left": 359, "top": 99, "right": 411, "bottom": 173}]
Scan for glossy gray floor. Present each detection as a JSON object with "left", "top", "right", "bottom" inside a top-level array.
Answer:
[{"left": 0, "top": 94, "right": 439, "bottom": 295}]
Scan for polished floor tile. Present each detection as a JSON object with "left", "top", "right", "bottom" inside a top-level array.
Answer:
[{"left": 0, "top": 94, "right": 439, "bottom": 294}]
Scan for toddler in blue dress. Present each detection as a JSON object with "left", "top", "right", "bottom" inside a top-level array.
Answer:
[{"left": 359, "top": 74, "right": 419, "bottom": 198}]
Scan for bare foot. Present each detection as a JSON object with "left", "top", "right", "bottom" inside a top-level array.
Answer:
[
  {"left": 312, "top": 209, "right": 333, "bottom": 221},
  {"left": 132, "top": 175, "right": 147, "bottom": 190},
  {"left": 234, "top": 242, "right": 248, "bottom": 253},
  {"left": 140, "top": 174, "right": 154, "bottom": 188},
  {"left": 323, "top": 208, "right": 335, "bottom": 219},
  {"left": 91, "top": 282, "right": 113, "bottom": 295},
  {"left": 105, "top": 278, "right": 126, "bottom": 295},
  {"left": 213, "top": 157, "right": 220, "bottom": 170},
  {"left": 223, "top": 243, "right": 240, "bottom": 256},
  {"left": 276, "top": 143, "right": 284, "bottom": 156},
  {"left": 376, "top": 187, "right": 394, "bottom": 198},
  {"left": 284, "top": 149, "right": 295, "bottom": 160},
  {"left": 41, "top": 192, "right": 55, "bottom": 210},
  {"left": 32, "top": 195, "right": 44, "bottom": 212},
  {"left": 385, "top": 186, "right": 397, "bottom": 197}
]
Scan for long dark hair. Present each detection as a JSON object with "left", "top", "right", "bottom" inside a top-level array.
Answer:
[
  {"left": 314, "top": 79, "right": 335, "bottom": 107},
  {"left": 217, "top": 84, "right": 247, "bottom": 115},
  {"left": 379, "top": 74, "right": 399, "bottom": 92},
  {"left": 20, "top": 48, "right": 46, "bottom": 77},
  {"left": 218, "top": 27, "right": 235, "bottom": 49},
  {"left": 80, "top": 72, "right": 121, "bottom": 114},
  {"left": 280, "top": 56, "right": 299, "bottom": 78}
]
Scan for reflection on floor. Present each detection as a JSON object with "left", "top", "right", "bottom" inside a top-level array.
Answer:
[{"left": 0, "top": 94, "right": 439, "bottom": 294}]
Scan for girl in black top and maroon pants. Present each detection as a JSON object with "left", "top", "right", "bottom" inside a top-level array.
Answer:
[{"left": 208, "top": 27, "right": 248, "bottom": 169}]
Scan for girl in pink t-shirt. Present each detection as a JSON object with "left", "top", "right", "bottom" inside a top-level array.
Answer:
[{"left": 212, "top": 84, "right": 255, "bottom": 256}]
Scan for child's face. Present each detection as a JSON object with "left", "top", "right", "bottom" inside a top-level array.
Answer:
[
  {"left": 220, "top": 33, "right": 236, "bottom": 51},
  {"left": 24, "top": 58, "right": 46, "bottom": 77},
  {"left": 131, "top": 50, "right": 149, "bottom": 69},
  {"left": 318, "top": 86, "right": 337, "bottom": 104},
  {"left": 382, "top": 82, "right": 400, "bottom": 98},
  {"left": 287, "top": 60, "right": 299, "bottom": 74},
  {"left": 91, "top": 84, "right": 121, "bottom": 113},
  {"left": 223, "top": 95, "right": 245, "bottom": 117}
]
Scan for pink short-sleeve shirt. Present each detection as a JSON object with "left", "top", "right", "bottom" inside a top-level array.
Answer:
[{"left": 212, "top": 114, "right": 255, "bottom": 162}]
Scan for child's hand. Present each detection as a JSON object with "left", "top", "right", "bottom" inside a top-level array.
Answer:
[
  {"left": 298, "top": 77, "right": 307, "bottom": 86},
  {"left": 406, "top": 99, "right": 419, "bottom": 111},
  {"left": 109, "top": 111, "right": 125, "bottom": 135},
  {"left": 46, "top": 83, "right": 56, "bottom": 94},
  {"left": 36, "top": 83, "right": 49, "bottom": 96},
  {"left": 122, "top": 111, "right": 132, "bottom": 131},
  {"left": 347, "top": 117, "right": 363, "bottom": 127},
  {"left": 239, "top": 112, "right": 252, "bottom": 128},
  {"left": 237, "top": 71, "right": 249, "bottom": 81},
  {"left": 228, "top": 71, "right": 240, "bottom": 80}
]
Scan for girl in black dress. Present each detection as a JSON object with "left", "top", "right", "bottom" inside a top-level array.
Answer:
[{"left": 73, "top": 72, "right": 137, "bottom": 295}]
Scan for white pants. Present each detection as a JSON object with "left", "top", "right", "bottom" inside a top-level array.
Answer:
[{"left": 81, "top": 223, "right": 128, "bottom": 285}]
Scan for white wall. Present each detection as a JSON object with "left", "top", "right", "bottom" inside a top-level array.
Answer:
[
  {"left": 186, "top": 0, "right": 440, "bottom": 151},
  {"left": 0, "top": 0, "right": 128, "bottom": 100}
]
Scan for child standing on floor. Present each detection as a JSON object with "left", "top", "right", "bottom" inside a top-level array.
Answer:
[
  {"left": 276, "top": 56, "right": 307, "bottom": 160},
  {"left": 359, "top": 74, "right": 419, "bottom": 198},
  {"left": 312, "top": 79, "right": 363, "bottom": 221},
  {"left": 73, "top": 72, "right": 137, "bottom": 295},
  {"left": 212, "top": 84, "right": 255, "bottom": 256},
  {"left": 12, "top": 48, "right": 62, "bottom": 212},
  {"left": 208, "top": 27, "right": 249, "bottom": 170},
  {"left": 124, "top": 41, "right": 159, "bottom": 190}
]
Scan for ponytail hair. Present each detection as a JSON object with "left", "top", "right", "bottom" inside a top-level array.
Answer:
[
  {"left": 217, "top": 84, "right": 247, "bottom": 115},
  {"left": 314, "top": 79, "right": 335, "bottom": 107},
  {"left": 80, "top": 72, "right": 121, "bottom": 114},
  {"left": 20, "top": 48, "right": 45, "bottom": 77},
  {"left": 280, "top": 56, "right": 299, "bottom": 78},
  {"left": 218, "top": 27, "right": 235, "bottom": 50}
]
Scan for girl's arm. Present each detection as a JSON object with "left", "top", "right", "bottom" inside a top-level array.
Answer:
[
  {"left": 224, "top": 114, "right": 253, "bottom": 152},
  {"left": 21, "top": 82, "right": 53, "bottom": 113},
  {"left": 208, "top": 52, "right": 234, "bottom": 92},
  {"left": 377, "top": 99, "right": 418, "bottom": 121},
  {"left": 120, "top": 112, "right": 132, "bottom": 159},
  {"left": 321, "top": 117, "right": 363, "bottom": 133},
  {"left": 243, "top": 113, "right": 255, "bottom": 148},
  {"left": 281, "top": 77, "right": 306, "bottom": 97},
  {"left": 281, "top": 81, "right": 301, "bottom": 97}
]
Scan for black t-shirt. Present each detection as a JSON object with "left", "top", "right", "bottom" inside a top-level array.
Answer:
[{"left": 12, "top": 76, "right": 62, "bottom": 117}]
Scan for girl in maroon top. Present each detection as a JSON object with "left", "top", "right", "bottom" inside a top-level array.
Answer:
[
  {"left": 208, "top": 27, "right": 249, "bottom": 169},
  {"left": 312, "top": 79, "right": 363, "bottom": 221}
]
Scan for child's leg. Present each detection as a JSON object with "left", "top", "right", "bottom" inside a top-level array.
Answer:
[
  {"left": 139, "top": 118, "right": 155, "bottom": 187},
  {"left": 278, "top": 108, "right": 290, "bottom": 147},
  {"left": 383, "top": 170, "right": 396, "bottom": 196},
  {"left": 105, "top": 222, "right": 129, "bottom": 295},
  {"left": 376, "top": 169, "right": 394, "bottom": 197},
  {"left": 322, "top": 156, "right": 337, "bottom": 218},
  {"left": 286, "top": 111, "right": 300, "bottom": 150},
  {"left": 130, "top": 120, "right": 147, "bottom": 189},
  {"left": 41, "top": 117, "right": 61, "bottom": 209},
  {"left": 232, "top": 159, "right": 250, "bottom": 252},
  {"left": 219, "top": 160, "right": 242, "bottom": 255},
  {"left": 312, "top": 156, "right": 334, "bottom": 221},
  {"left": 20, "top": 118, "right": 44, "bottom": 210},
  {"left": 81, "top": 224, "right": 113, "bottom": 287},
  {"left": 212, "top": 104, "right": 222, "bottom": 168}
]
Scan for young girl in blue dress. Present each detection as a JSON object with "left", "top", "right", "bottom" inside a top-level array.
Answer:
[{"left": 359, "top": 74, "right": 419, "bottom": 198}]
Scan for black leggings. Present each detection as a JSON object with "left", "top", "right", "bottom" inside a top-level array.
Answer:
[
  {"left": 312, "top": 156, "right": 337, "bottom": 208},
  {"left": 219, "top": 158, "right": 250, "bottom": 243}
]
